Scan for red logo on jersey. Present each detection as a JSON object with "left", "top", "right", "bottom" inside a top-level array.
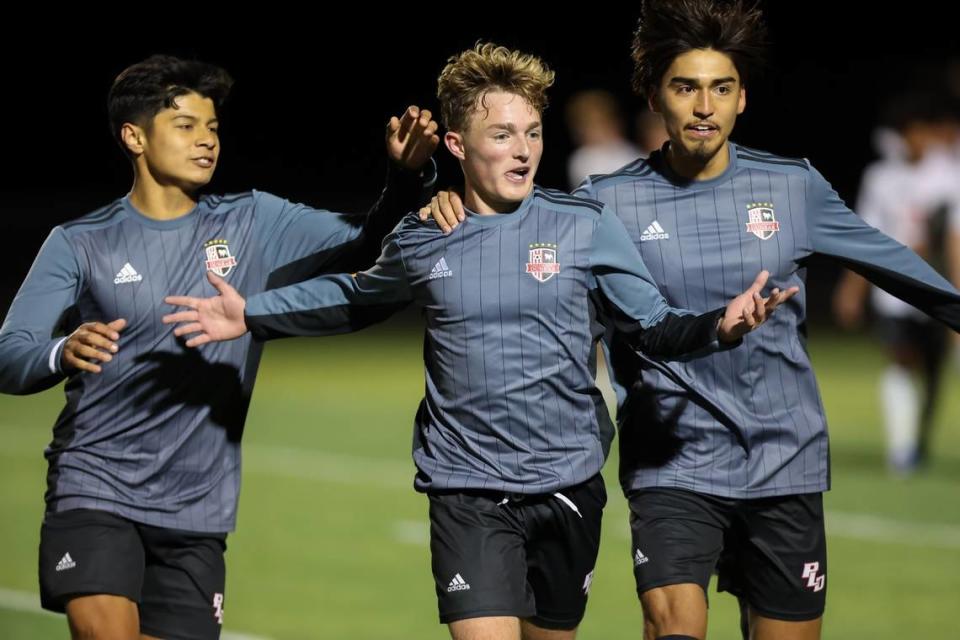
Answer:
[
  {"left": 526, "top": 243, "right": 560, "bottom": 282},
  {"left": 745, "top": 202, "right": 780, "bottom": 240},
  {"left": 204, "top": 239, "right": 238, "bottom": 277}
]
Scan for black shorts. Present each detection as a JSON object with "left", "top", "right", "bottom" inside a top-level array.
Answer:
[
  {"left": 628, "top": 488, "right": 826, "bottom": 621},
  {"left": 39, "top": 508, "right": 227, "bottom": 640},
  {"left": 428, "top": 474, "right": 607, "bottom": 630}
]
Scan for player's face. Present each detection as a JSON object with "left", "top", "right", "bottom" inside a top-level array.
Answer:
[
  {"left": 446, "top": 91, "right": 543, "bottom": 214},
  {"left": 137, "top": 92, "right": 220, "bottom": 191},
  {"left": 651, "top": 48, "right": 745, "bottom": 165}
]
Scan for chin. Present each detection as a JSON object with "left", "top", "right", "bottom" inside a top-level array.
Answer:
[{"left": 185, "top": 173, "right": 215, "bottom": 190}]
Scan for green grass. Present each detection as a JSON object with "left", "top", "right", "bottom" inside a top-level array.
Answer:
[{"left": 1, "top": 325, "right": 958, "bottom": 639}]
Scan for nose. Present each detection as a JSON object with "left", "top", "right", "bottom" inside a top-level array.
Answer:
[
  {"left": 693, "top": 91, "right": 714, "bottom": 120},
  {"left": 514, "top": 136, "right": 530, "bottom": 162},
  {"left": 196, "top": 130, "right": 217, "bottom": 150}
]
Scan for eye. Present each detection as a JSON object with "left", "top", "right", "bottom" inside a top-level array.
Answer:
[
  {"left": 529, "top": 130, "right": 542, "bottom": 140},
  {"left": 494, "top": 133, "right": 510, "bottom": 141},
  {"left": 177, "top": 124, "right": 194, "bottom": 130}
]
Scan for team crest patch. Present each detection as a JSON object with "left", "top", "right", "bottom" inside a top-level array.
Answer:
[
  {"left": 745, "top": 202, "right": 780, "bottom": 240},
  {"left": 204, "top": 239, "right": 238, "bottom": 276},
  {"left": 526, "top": 243, "right": 560, "bottom": 282}
]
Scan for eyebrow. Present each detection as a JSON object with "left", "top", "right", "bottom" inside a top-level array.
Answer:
[
  {"left": 668, "top": 76, "right": 738, "bottom": 87},
  {"left": 171, "top": 114, "right": 219, "bottom": 124},
  {"left": 486, "top": 122, "right": 542, "bottom": 132}
]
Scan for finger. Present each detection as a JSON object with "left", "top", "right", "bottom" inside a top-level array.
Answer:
[
  {"left": 763, "top": 289, "right": 782, "bottom": 312},
  {"left": 450, "top": 190, "right": 466, "bottom": 221},
  {"left": 397, "top": 107, "right": 418, "bottom": 142},
  {"left": 162, "top": 310, "right": 199, "bottom": 325},
  {"left": 771, "top": 287, "right": 799, "bottom": 309},
  {"left": 74, "top": 343, "right": 113, "bottom": 363},
  {"left": 746, "top": 270, "right": 770, "bottom": 295},
  {"left": 77, "top": 332, "right": 118, "bottom": 353},
  {"left": 752, "top": 292, "right": 767, "bottom": 323},
  {"left": 439, "top": 197, "right": 460, "bottom": 229},
  {"left": 173, "top": 323, "right": 204, "bottom": 337},
  {"left": 64, "top": 352, "right": 102, "bottom": 374},
  {"left": 165, "top": 295, "right": 201, "bottom": 308},
  {"left": 82, "top": 322, "right": 120, "bottom": 342},
  {"left": 185, "top": 334, "right": 213, "bottom": 348},
  {"left": 385, "top": 116, "right": 400, "bottom": 139},
  {"left": 419, "top": 205, "right": 432, "bottom": 222},
  {"left": 436, "top": 191, "right": 462, "bottom": 229},
  {"left": 106, "top": 318, "right": 128, "bottom": 333},
  {"left": 417, "top": 108, "right": 432, "bottom": 133},
  {"left": 430, "top": 196, "right": 452, "bottom": 234},
  {"left": 781, "top": 286, "right": 800, "bottom": 302}
]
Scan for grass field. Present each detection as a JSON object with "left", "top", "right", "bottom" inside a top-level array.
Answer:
[{"left": 1, "top": 324, "right": 958, "bottom": 639}]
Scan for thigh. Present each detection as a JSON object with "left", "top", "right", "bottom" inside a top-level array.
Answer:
[
  {"left": 39, "top": 509, "right": 145, "bottom": 613},
  {"left": 524, "top": 474, "right": 607, "bottom": 631},
  {"left": 430, "top": 491, "right": 535, "bottom": 625},
  {"left": 719, "top": 493, "right": 827, "bottom": 622},
  {"left": 137, "top": 524, "right": 227, "bottom": 640},
  {"left": 628, "top": 488, "right": 728, "bottom": 596}
]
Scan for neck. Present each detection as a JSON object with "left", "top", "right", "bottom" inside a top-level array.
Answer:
[
  {"left": 128, "top": 171, "right": 198, "bottom": 220},
  {"left": 665, "top": 140, "right": 730, "bottom": 181},
  {"left": 463, "top": 182, "right": 529, "bottom": 215}
]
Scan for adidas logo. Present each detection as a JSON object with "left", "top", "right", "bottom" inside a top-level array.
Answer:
[
  {"left": 55, "top": 552, "right": 76, "bottom": 572},
  {"left": 446, "top": 573, "right": 471, "bottom": 592},
  {"left": 114, "top": 263, "right": 143, "bottom": 284},
  {"left": 640, "top": 221, "right": 670, "bottom": 242},
  {"left": 429, "top": 257, "right": 453, "bottom": 280},
  {"left": 634, "top": 549, "right": 649, "bottom": 566}
]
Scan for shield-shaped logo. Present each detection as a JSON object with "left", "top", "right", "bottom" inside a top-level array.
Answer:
[
  {"left": 745, "top": 202, "right": 780, "bottom": 240},
  {"left": 204, "top": 239, "right": 238, "bottom": 277},
  {"left": 526, "top": 243, "right": 560, "bottom": 282}
]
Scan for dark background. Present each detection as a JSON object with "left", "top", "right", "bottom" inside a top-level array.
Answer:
[{"left": 3, "top": 4, "right": 957, "bottom": 319}]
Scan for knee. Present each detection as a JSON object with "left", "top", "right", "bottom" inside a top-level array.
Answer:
[{"left": 640, "top": 585, "right": 706, "bottom": 639}]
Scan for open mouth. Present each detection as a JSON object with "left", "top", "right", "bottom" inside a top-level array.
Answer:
[
  {"left": 505, "top": 167, "right": 530, "bottom": 183},
  {"left": 686, "top": 124, "right": 719, "bottom": 139}
]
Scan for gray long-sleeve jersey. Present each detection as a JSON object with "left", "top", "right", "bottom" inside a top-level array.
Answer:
[
  {"left": 0, "top": 163, "right": 434, "bottom": 532},
  {"left": 242, "top": 186, "right": 728, "bottom": 495},
  {"left": 576, "top": 142, "right": 960, "bottom": 498}
]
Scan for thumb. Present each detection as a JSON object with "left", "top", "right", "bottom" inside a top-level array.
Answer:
[{"left": 207, "top": 271, "right": 235, "bottom": 296}]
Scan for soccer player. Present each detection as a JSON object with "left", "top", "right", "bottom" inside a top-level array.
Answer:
[
  {"left": 163, "top": 43, "right": 795, "bottom": 640},
  {"left": 421, "top": 3, "right": 960, "bottom": 639},
  {"left": 833, "top": 91, "right": 960, "bottom": 474},
  {"left": 0, "top": 54, "right": 439, "bottom": 640}
]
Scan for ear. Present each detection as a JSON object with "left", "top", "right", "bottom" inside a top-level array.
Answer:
[
  {"left": 444, "top": 130, "right": 466, "bottom": 161},
  {"left": 647, "top": 90, "right": 662, "bottom": 115},
  {"left": 120, "top": 122, "right": 146, "bottom": 156},
  {"left": 737, "top": 86, "right": 747, "bottom": 115}
]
